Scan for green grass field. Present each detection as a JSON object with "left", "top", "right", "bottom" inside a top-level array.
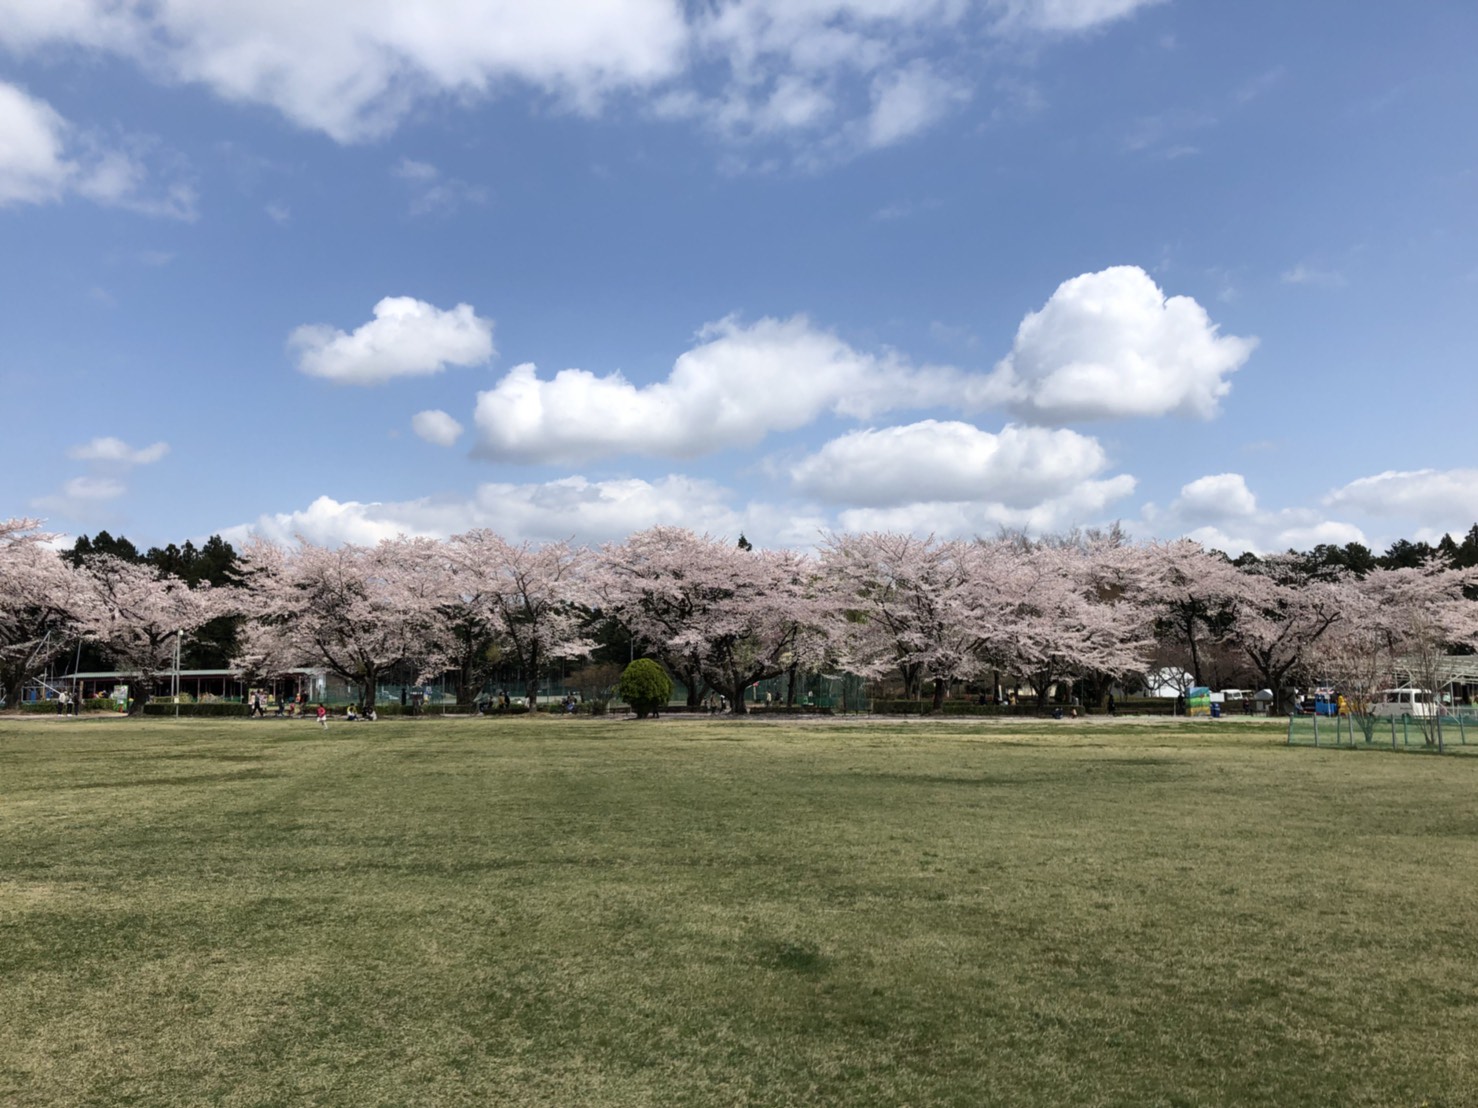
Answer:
[{"left": 2, "top": 715, "right": 1475, "bottom": 1107}]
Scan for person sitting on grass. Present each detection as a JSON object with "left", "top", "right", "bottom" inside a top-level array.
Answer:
[{"left": 346, "top": 704, "right": 358, "bottom": 722}]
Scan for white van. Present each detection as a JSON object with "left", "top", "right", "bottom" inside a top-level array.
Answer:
[{"left": 1370, "top": 688, "right": 1436, "bottom": 719}]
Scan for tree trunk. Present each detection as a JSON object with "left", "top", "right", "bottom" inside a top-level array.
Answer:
[
  {"left": 786, "top": 660, "right": 798, "bottom": 708},
  {"left": 729, "top": 678, "right": 749, "bottom": 715},
  {"left": 931, "top": 676, "right": 946, "bottom": 711},
  {"left": 1, "top": 671, "right": 23, "bottom": 712},
  {"left": 1034, "top": 668, "right": 1052, "bottom": 709}
]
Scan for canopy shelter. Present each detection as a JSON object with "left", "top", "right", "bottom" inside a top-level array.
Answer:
[{"left": 1392, "top": 655, "right": 1478, "bottom": 704}]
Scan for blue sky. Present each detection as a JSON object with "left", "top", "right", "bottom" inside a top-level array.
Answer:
[{"left": 2, "top": 0, "right": 1475, "bottom": 554}]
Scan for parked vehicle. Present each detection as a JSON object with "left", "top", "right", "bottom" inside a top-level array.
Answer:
[{"left": 1370, "top": 688, "right": 1437, "bottom": 719}]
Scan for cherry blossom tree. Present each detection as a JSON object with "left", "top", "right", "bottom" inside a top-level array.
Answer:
[
  {"left": 1142, "top": 539, "right": 1245, "bottom": 687},
  {"left": 821, "top": 532, "right": 1002, "bottom": 710},
  {"left": 76, "top": 554, "right": 233, "bottom": 707},
  {"left": 236, "top": 535, "right": 450, "bottom": 711},
  {"left": 1223, "top": 554, "right": 1351, "bottom": 714},
  {"left": 1321, "top": 560, "right": 1478, "bottom": 745},
  {"left": 597, "top": 527, "right": 713, "bottom": 708},
  {"left": 0, "top": 518, "right": 86, "bottom": 709},
  {"left": 990, "top": 533, "right": 1156, "bottom": 709},
  {"left": 601, "top": 527, "right": 830, "bottom": 714},
  {"left": 446, "top": 530, "right": 594, "bottom": 706}
]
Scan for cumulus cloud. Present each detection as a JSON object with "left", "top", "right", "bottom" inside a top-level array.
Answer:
[
  {"left": 790, "top": 420, "right": 1116, "bottom": 508},
  {"left": 985, "top": 265, "right": 1257, "bottom": 423},
  {"left": 290, "top": 297, "right": 495, "bottom": 386},
  {"left": 218, "top": 453, "right": 1127, "bottom": 551},
  {"left": 1170, "top": 472, "right": 1257, "bottom": 523},
  {"left": 836, "top": 473, "right": 1137, "bottom": 538},
  {"left": 411, "top": 410, "right": 464, "bottom": 447},
  {"left": 222, "top": 476, "right": 767, "bottom": 548},
  {"left": 0, "top": 80, "right": 195, "bottom": 216},
  {"left": 1181, "top": 518, "right": 1366, "bottom": 560},
  {"left": 67, "top": 437, "right": 170, "bottom": 466},
  {"left": 1325, "top": 469, "right": 1478, "bottom": 523},
  {"left": 1136, "top": 472, "right": 1368, "bottom": 556},
  {"left": 472, "top": 314, "right": 958, "bottom": 463}
]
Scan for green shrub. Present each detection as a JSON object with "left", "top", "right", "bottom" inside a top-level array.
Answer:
[
  {"left": 141, "top": 702, "right": 249, "bottom": 718},
  {"left": 618, "top": 659, "right": 673, "bottom": 720}
]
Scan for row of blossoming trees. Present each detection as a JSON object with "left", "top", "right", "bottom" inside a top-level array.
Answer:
[{"left": 5, "top": 516, "right": 1478, "bottom": 715}]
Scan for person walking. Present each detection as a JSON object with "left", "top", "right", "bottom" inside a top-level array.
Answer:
[{"left": 316, "top": 703, "right": 328, "bottom": 729}]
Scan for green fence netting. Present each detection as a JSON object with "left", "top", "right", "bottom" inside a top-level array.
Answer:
[{"left": 1286, "top": 713, "right": 1478, "bottom": 754}]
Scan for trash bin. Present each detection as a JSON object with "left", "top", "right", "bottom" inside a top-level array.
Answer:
[{"left": 1210, "top": 703, "right": 1221, "bottom": 718}]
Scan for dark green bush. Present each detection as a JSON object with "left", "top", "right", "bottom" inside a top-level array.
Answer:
[
  {"left": 618, "top": 659, "right": 673, "bottom": 720},
  {"left": 141, "top": 702, "right": 250, "bottom": 717},
  {"left": 18, "top": 698, "right": 126, "bottom": 714}
]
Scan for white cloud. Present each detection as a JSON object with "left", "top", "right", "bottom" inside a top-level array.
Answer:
[
  {"left": 1, "top": 0, "right": 690, "bottom": 143},
  {"left": 392, "top": 158, "right": 488, "bottom": 215},
  {"left": 1182, "top": 518, "right": 1366, "bottom": 559},
  {"left": 862, "top": 61, "right": 971, "bottom": 149},
  {"left": 790, "top": 420, "right": 1116, "bottom": 507},
  {"left": 0, "top": 80, "right": 70, "bottom": 204},
  {"left": 836, "top": 473, "right": 1137, "bottom": 538},
  {"left": 1280, "top": 264, "right": 1347, "bottom": 288},
  {"left": 222, "top": 466, "right": 1130, "bottom": 552},
  {"left": 0, "top": 80, "right": 197, "bottom": 217},
  {"left": 67, "top": 437, "right": 170, "bottom": 466},
  {"left": 994, "top": 0, "right": 1166, "bottom": 34},
  {"left": 223, "top": 476, "right": 762, "bottom": 548},
  {"left": 468, "top": 274, "right": 1250, "bottom": 465},
  {"left": 54, "top": 476, "right": 125, "bottom": 501},
  {"left": 1170, "top": 472, "right": 1257, "bottom": 523},
  {"left": 1136, "top": 472, "right": 1368, "bottom": 556},
  {"left": 290, "top": 296, "right": 495, "bottom": 386},
  {"left": 1325, "top": 469, "right": 1478, "bottom": 523},
  {"left": 986, "top": 265, "right": 1258, "bottom": 423},
  {"left": 1, "top": 1, "right": 1164, "bottom": 166},
  {"left": 411, "top": 410, "right": 464, "bottom": 447},
  {"left": 31, "top": 475, "right": 128, "bottom": 518},
  {"left": 472, "top": 314, "right": 959, "bottom": 463}
]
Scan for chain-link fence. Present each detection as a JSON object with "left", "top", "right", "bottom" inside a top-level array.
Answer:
[{"left": 1287, "top": 712, "right": 1478, "bottom": 754}]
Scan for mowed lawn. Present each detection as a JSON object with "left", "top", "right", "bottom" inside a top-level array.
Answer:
[{"left": 1, "top": 716, "right": 1475, "bottom": 1107}]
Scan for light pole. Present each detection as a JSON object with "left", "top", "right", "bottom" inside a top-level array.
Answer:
[{"left": 173, "top": 630, "right": 182, "bottom": 719}]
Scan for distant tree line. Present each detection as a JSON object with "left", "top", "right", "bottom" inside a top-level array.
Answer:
[{"left": 4, "top": 519, "right": 1478, "bottom": 719}]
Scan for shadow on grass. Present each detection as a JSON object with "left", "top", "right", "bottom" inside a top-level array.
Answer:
[{"left": 755, "top": 938, "right": 832, "bottom": 976}]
